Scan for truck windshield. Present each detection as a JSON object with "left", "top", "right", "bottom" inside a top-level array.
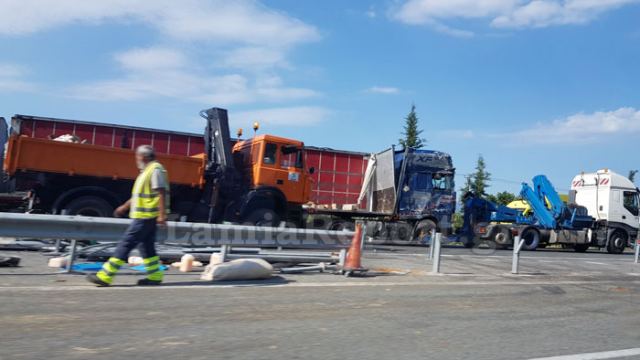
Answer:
[
  {"left": 623, "top": 191, "right": 639, "bottom": 216},
  {"left": 432, "top": 174, "right": 453, "bottom": 191},
  {"left": 408, "top": 172, "right": 453, "bottom": 192}
]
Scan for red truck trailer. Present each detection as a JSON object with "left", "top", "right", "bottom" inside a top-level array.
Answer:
[{"left": 1, "top": 114, "right": 368, "bottom": 211}]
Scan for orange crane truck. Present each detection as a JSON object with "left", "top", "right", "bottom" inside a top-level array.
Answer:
[{"left": 3, "top": 108, "right": 312, "bottom": 226}]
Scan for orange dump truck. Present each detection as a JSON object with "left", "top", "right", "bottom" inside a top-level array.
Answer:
[{"left": 2, "top": 108, "right": 313, "bottom": 226}]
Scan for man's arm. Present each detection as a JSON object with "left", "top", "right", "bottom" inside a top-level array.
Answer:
[
  {"left": 157, "top": 189, "right": 167, "bottom": 225},
  {"left": 114, "top": 199, "right": 131, "bottom": 217}
]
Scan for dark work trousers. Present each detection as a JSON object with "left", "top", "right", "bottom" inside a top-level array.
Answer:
[{"left": 113, "top": 218, "right": 158, "bottom": 260}]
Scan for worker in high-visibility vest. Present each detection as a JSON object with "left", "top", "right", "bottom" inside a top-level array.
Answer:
[{"left": 87, "top": 145, "right": 170, "bottom": 286}]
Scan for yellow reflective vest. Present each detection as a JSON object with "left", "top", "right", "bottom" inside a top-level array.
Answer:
[{"left": 130, "top": 161, "right": 170, "bottom": 219}]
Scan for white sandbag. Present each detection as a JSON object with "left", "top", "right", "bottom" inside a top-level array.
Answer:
[
  {"left": 200, "top": 258, "right": 273, "bottom": 281},
  {"left": 128, "top": 256, "right": 143, "bottom": 265},
  {"left": 48, "top": 256, "right": 68, "bottom": 268},
  {"left": 209, "top": 253, "right": 224, "bottom": 265},
  {"left": 179, "top": 254, "right": 195, "bottom": 272}
]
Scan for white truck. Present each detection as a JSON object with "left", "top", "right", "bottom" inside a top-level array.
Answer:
[
  {"left": 570, "top": 169, "right": 639, "bottom": 253},
  {"left": 474, "top": 169, "right": 639, "bottom": 253}
]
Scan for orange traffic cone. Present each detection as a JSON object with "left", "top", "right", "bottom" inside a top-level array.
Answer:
[{"left": 342, "top": 224, "right": 367, "bottom": 276}]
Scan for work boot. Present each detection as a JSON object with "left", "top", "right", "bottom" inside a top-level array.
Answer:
[
  {"left": 137, "top": 278, "right": 162, "bottom": 286},
  {"left": 86, "top": 273, "right": 111, "bottom": 287}
]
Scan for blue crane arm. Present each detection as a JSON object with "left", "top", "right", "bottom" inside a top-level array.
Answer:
[
  {"left": 532, "top": 175, "right": 564, "bottom": 219},
  {"left": 520, "top": 182, "right": 557, "bottom": 228}
]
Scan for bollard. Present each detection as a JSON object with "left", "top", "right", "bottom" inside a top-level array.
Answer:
[
  {"left": 511, "top": 235, "right": 525, "bottom": 274},
  {"left": 428, "top": 228, "right": 436, "bottom": 260},
  {"left": 431, "top": 232, "right": 442, "bottom": 274},
  {"left": 64, "top": 239, "right": 78, "bottom": 273},
  {"left": 635, "top": 239, "right": 639, "bottom": 264},
  {"left": 220, "top": 244, "right": 230, "bottom": 262},
  {"left": 360, "top": 223, "right": 366, "bottom": 251}
]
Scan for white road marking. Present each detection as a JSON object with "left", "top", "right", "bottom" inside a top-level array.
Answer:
[
  {"left": 0, "top": 279, "right": 638, "bottom": 292},
  {"left": 528, "top": 347, "right": 640, "bottom": 360},
  {"left": 585, "top": 261, "right": 608, "bottom": 266}
]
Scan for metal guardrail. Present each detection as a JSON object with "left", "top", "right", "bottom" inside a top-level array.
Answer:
[{"left": 0, "top": 213, "right": 355, "bottom": 249}]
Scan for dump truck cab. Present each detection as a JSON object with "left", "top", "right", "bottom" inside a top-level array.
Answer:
[{"left": 233, "top": 135, "right": 311, "bottom": 206}]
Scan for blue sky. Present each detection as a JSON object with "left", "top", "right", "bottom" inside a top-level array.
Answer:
[{"left": 1, "top": 0, "right": 639, "bottom": 193}]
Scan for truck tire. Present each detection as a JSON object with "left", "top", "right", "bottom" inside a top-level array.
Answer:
[
  {"left": 245, "top": 208, "right": 281, "bottom": 227},
  {"left": 493, "top": 227, "right": 512, "bottom": 249},
  {"left": 607, "top": 230, "right": 627, "bottom": 254},
  {"left": 414, "top": 220, "right": 437, "bottom": 246},
  {"left": 520, "top": 228, "right": 540, "bottom": 251},
  {"left": 64, "top": 196, "right": 114, "bottom": 217},
  {"left": 574, "top": 244, "right": 590, "bottom": 253},
  {"left": 328, "top": 221, "right": 355, "bottom": 232}
]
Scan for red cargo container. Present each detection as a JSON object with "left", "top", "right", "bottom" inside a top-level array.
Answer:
[
  {"left": 305, "top": 147, "right": 368, "bottom": 207},
  {"left": 11, "top": 115, "right": 205, "bottom": 156},
  {"left": 8, "top": 115, "right": 369, "bottom": 207}
]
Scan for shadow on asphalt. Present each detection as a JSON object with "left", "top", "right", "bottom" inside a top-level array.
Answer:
[{"left": 108, "top": 275, "right": 292, "bottom": 288}]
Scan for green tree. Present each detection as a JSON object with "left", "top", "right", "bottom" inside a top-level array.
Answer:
[
  {"left": 629, "top": 170, "right": 638, "bottom": 183},
  {"left": 471, "top": 155, "right": 491, "bottom": 196},
  {"left": 398, "top": 104, "right": 425, "bottom": 149},
  {"left": 487, "top": 191, "right": 517, "bottom": 206},
  {"left": 460, "top": 174, "right": 473, "bottom": 194}
]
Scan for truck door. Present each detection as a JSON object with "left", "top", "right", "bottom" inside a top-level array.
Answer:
[
  {"left": 622, "top": 190, "right": 640, "bottom": 228},
  {"left": 257, "top": 142, "right": 306, "bottom": 204}
]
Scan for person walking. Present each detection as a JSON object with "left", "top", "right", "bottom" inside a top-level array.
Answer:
[{"left": 87, "top": 145, "right": 170, "bottom": 286}]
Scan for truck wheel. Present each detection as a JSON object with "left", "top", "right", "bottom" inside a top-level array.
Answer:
[
  {"left": 493, "top": 227, "right": 512, "bottom": 249},
  {"left": 607, "top": 230, "right": 627, "bottom": 254},
  {"left": 414, "top": 220, "right": 437, "bottom": 245},
  {"left": 520, "top": 228, "right": 540, "bottom": 251},
  {"left": 64, "top": 196, "right": 114, "bottom": 217},
  {"left": 329, "top": 221, "right": 355, "bottom": 232},
  {"left": 574, "top": 244, "right": 590, "bottom": 253},
  {"left": 246, "top": 208, "right": 281, "bottom": 227}
]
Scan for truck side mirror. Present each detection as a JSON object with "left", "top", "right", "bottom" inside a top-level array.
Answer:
[{"left": 309, "top": 167, "right": 315, "bottom": 175}]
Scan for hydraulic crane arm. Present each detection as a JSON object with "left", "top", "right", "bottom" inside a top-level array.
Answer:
[{"left": 201, "top": 107, "right": 234, "bottom": 170}]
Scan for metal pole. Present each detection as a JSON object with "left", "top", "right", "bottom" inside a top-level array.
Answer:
[
  {"left": 64, "top": 239, "right": 78, "bottom": 273},
  {"left": 428, "top": 228, "right": 436, "bottom": 260},
  {"left": 220, "top": 244, "right": 229, "bottom": 262},
  {"left": 360, "top": 223, "right": 366, "bottom": 251},
  {"left": 431, "top": 232, "right": 442, "bottom": 274},
  {"left": 634, "top": 238, "right": 639, "bottom": 264},
  {"left": 512, "top": 235, "right": 524, "bottom": 274},
  {"left": 338, "top": 248, "right": 347, "bottom": 268}
]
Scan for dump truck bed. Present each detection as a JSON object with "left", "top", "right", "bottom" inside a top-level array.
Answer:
[{"left": 4, "top": 136, "right": 205, "bottom": 187}]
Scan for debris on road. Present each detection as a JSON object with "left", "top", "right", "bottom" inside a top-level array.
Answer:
[
  {"left": 201, "top": 258, "right": 273, "bottom": 281},
  {"left": 0, "top": 255, "right": 20, "bottom": 267}
]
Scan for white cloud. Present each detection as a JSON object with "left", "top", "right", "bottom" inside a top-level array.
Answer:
[
  {"left": 0, "top": 0, "right": 319, "bottom": 46},
  {"left": 391, "top": 0, "right": 639, "bottom": 35},
  {"left": 0, "top": 1, "right": 325, "bottom": 107},
  {"left": 504, "top": 107, "right": 640, "bottom": 144},
  {"left": 115, "top": 47, "right": 188, "bottom": 71},
  {"left": 366, "top": 86, "right": 400, "bottom": 94},
  {"left": 233, "top": 106, "right": 330, "bottom": 127},
  {"left": 68, "top": 48, "right": 318, "bottom": 105},
  {"left": 217, "top": 47, "right": 289, "bottom": 70},
  {"left": 0, "top": 63, "right": 36, "bottom": 92}
]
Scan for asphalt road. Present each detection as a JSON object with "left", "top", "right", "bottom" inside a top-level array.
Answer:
[{"left": 1, "top": 247, "right": 639, "bottom": 360}]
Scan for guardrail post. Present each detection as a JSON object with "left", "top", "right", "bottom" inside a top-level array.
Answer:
[
  {"left": 512, "top": 235, "right": 525, "bottom": 274},
  {"left": 634, "top": 238, "right": 639, "bottom": 264},
  {"left": 64, "top": 239, "right": 78, "bottom": 274},
  {"left": 431, "top": 232, "right": 442, "bottom": 274},
  {"left": 428, "top": 228, "right": 436, "bottom": 260},
  {"left": 220, "top": 244, "right": 230, "bottom": 262},
  {"left": 338, "top": 248, "right": 347, "bottom": 268}
]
